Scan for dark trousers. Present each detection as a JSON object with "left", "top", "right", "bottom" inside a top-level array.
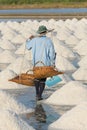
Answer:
[{"left": 34, "top": 78, "right": 46, "bottom": 98}]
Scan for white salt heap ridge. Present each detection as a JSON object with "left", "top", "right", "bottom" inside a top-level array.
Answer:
[
  {"left": 0, "top": 39, "right": 16, "bottom": 50},
  {"left": 15, "top": 43, "right": 27, "bottom": 55},
  {"left": 15, "top": 44, "right": 32, "bottom": 60},
  {"left": 0, "top": 50, "right": 16, "bottom": 63},
  {"left": 7, "top": 57, "right": 32, "bottom": 74},
  {"left": 65, "top": 35, "right": 80, "bottom": 46},
  {"left": 0, "top": 69, "right": 17, "bottom": 80},
  {"left": 11, "top": 34, "right": 26, "bottom": 45},
  {"left": 1, "top": 24, "right": 13, "bottom": 34},
  {"left": 64, "top": 18, "right": 78, "bottom": 31},
  {"left": 1, "top": 25, "right": 17, "bottom": 41},
  {"left": 78, "top": 55, "right": 87, "bottom": 68},
  {"left": 55, "top": 19, "right": 64, "bottom": 27},
  {"left": 0, "top": 18, "right": 87, "bottom": 130},
  {"left": 48, "top": 102, "right": 87, "bottom": 130},
  {"left": 44, "top": 81, "right": 87, "bottom": 105},
  {"left": 0, "top": 109, "right": 35, "bottom": 130},
  {"left": 6, "top": 21, "right": 21, "bottom": 32},
  {"left": 0, "top": 47, "right": 3, "bottom": 53},
  {"left": 56, "top": 27, "right": 71, "bottom": 40},
  {"left": 74, "top": 21, "right": 87, "bottom": 40},
  {"left": 55, "top": 55, "right": 76, "bottom": 72},
  {"left": 0, "top": 80, "right": 26, "bottom": 89},
  {"left": 74, "top": 39, "right": 87, "bottom": 56},
  {"left": 58, "top": 74, "right": 72, "bottom": 84},
  {"left": 52, "top": 37, "right": 75, "bottom": 60},
  {"left": 0, "top": 22, "right": 6, "bottom": 30},
  {"left": 0, "top": 69, "right": 26, "bottom": 89},
  {"left": 2, "top": 31, "right": 17, "bottom": 41},
  {"left": 0, "top": 90, "right": 33, "bottom": 114},
  {"left": 72, "top": 68, "right": 87, "bottom": 81},
  {"left": 74, "top": 27, "right": 87, "bottom": 40}
]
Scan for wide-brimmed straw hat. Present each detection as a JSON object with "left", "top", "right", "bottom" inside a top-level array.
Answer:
[{"left": 37, "top": 25, "right": 52, "bottom": 34}]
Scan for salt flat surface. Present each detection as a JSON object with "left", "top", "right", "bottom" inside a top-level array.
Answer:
[
  {"left": 55, "top": 55, "right": 76, "bottom": 72},
  {"left": 78, "top": 55, "right": 87, "bottom": 68},
  {"left": 0, "top": 90, "right": 33, "bottom": 114},
  {"left": 48, "top": 102, "right": 87, "bottom": 130},
  {"left": 72, "top": 67, "right": 87, "bottom": 81},
  {"left": 0, "top": 18, "right": 87, "bottom": 130},
  {"left": 7, "top": 57, "right": 32, "bottom": 74},
  {"left": 44, "top": 81, "right": 87, "bottom": 105},
  {"left": 0, "top": 50, "right": 16, "bottom": 63},
  {"left": 0, "top": 39, "right": 16, "bottom": 50},
  {"left": 0, "top": 109, "right": 35, "bottom": 130}
]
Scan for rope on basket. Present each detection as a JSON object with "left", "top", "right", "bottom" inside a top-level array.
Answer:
[{"left": 18, "top": 41, "right": 33, "bottom": 84}]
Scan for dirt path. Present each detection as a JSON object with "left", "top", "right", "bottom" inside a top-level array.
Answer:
[{"left": 0, "top": 13, "right": 87, "bottom": 20}]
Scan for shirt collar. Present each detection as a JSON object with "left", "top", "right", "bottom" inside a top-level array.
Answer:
[{"left": 40, "top": 35, "right": 46, "bottom": 37}]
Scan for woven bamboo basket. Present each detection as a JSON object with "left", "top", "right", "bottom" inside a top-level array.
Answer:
[
  {"left": 33, "top": 66, "right": 64, "bottom": 79},
  {"left": 9, "top": 73, "right": 35, "bottom": 86}
]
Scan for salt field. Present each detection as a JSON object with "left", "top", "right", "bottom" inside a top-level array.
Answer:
[{"left": 0, "top": 18, "right": 87, "bottom": 130}]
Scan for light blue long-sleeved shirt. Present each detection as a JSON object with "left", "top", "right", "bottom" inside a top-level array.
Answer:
[{"left": 26, "top": 35, "right": 56, "bottom": 66}]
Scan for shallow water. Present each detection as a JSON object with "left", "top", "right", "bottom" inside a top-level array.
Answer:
[
  {"left": 0, "top": 8, "right": 87, "bottom": 14},
  {"left": 7, "top": 86, "right": 73, "bottom": 130}
]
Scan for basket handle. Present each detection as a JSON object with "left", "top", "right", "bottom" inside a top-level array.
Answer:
[
  {"left": 53, "top": 66, "right": 65, "bottom": 74},
  {"left": 34, "top": 61, "right": 45, "bottom": 66},
  {"left": 26, "top": 69, "right": 33, "bottom": 74}
]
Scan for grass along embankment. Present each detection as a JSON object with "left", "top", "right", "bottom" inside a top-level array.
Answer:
[
  {"left": 0, "top": 1, "right": 87, "bottom": 20},
  {"left": 0, "top": 2, "right": 87, "bottom": 9}
]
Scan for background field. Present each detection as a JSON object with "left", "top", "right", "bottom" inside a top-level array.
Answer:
[{"left": 0, "top": 0, "right": 87, "bottom": 9}]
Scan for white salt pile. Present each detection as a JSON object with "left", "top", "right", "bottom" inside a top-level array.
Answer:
[
  {"left": 44, "top": 81, "right": 87, "bottom": 105},
  {"left": 0, "top": 69, "right": 17, "bottom": 81},
  {"left": 55, "top": 55, "right": 76, "bottom": 72},
  {"left": 7, "top": 57, "right": 32, "bottom": 74},
  {"left": 0, "top": 80, "right": 27, "bottom": 89},
  {"left": 0, "top": 69, "right": 26, "bottom": 89},
  {"left": 0, "top": 39, "right": 16, "bottom": 50},
  {"left": 53, "top": 37, "right": 75, "bottom": 60},
  {"left": 56, "top": 27, "right": 71, "bottom": 40},
  {"left": 72, "top": 68, "right": 87, "bottom": 81},
  {"left": 65, "top": 35, "right": 80, "bottom": 47},
  {"left": 0, "top": 18, "right": 87, "bottom": 130},
  {"left": 0, "top": 90, "right": 33, "bottom": 114},
  {"left": 0, "top": 50, "right": 16, "bottom": 63},
  {"left": 1, "top": 25, "right": 17, "bottom": 41},
  {"left": 15, "top": 44, "right": 32, "bottom": 61},
  {"left": 74, "top": 39, "right": 87, "bottom": 56},
  {"left": 11, "top": 35, "right": 26, "bottom": 45},
  {"left": 58, "top": 74, "right": 72, "bottom": 84},
  {"left": 74, "top": 21, "right": 87, "bottom": 40},
  {"left": 0, "top": 47, "right": 3, "bottom": 53},
  {"left": 48, "top": 102, "right": 87, "bottom": 130},
  {"left": 78, "top": 55, "right": 87, "bottom": 68},
  {"left": 15, "top": 43, "right": 26, "bottom": 55},
  {"left": 0, "top": 109, "right": 35, "bottom": 130}
]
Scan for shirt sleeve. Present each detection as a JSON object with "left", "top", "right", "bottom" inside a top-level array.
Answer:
[
  {"left": 49, "top": 40, "right": 56, "bottom": 66},
  {"left": 26, "top": 39, "right": 33, "bottom": 50}
]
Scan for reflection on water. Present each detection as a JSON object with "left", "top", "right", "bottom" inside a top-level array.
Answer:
[
  {"left": 25, "top": 103, "right": 60, "bottom": 130},
  {"left": 25, "top": 103, "right": 74, "bottom": 130},
  {"left": 35, "top": 104, "right": 46, "bottom": 123},
  {"left": 26, "top": 104, "right": 47, "bottom": 123},
  {"left": 7, "top": 87, "right": 74, "bottom": 130}
]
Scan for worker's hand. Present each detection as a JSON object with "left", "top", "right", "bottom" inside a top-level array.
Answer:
[{"left": 29, "top": 35, "right": 35, "bottom": 40}]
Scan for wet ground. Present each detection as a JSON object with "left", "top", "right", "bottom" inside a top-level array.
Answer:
[{"left": 7, "top": 86, "right": 74, "bottom": 130}]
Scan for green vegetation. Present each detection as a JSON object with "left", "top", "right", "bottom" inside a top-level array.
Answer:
[
  {"left": 0, "top": 0, "right": 87, "bottom": 5},
  {"left": 0, "top": 0, "right": 87, "bottom": 9}
]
